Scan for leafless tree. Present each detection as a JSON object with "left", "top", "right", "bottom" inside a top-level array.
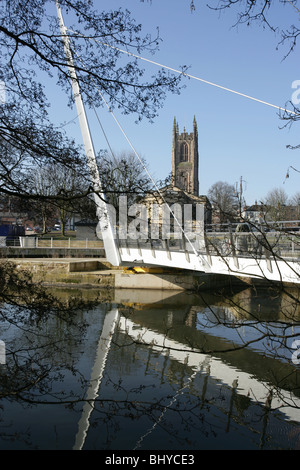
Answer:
[
  {"left": 0, "top": 0, "right": 185, "bottom": 202},
  {"left": 208, "top": 180, "right": 237, "bottom": 223}
]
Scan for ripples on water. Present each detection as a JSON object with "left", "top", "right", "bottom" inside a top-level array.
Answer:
[{"left": 0, "top": 284, "right": 300, "bottom": 450}]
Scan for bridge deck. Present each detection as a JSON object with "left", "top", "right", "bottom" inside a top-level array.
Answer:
[{"left": 106, "top": 231, "right": 300, "bottom": 285}]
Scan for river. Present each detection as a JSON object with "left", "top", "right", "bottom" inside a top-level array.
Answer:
[{"left": 0, "top": 283, "right": 300, "bottom": 450}]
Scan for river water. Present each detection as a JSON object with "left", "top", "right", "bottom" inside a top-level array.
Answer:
[{"left": 0, "top": 283, "right": 300, "bottom": 450}]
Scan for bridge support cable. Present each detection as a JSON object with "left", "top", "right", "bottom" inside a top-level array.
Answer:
[{"left": 66, "top": 28, "right": 299, "bottom": 118}]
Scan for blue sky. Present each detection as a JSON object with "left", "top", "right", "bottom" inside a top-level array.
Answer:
[{"left": 47, "top": 0, "right": 300, "bottom": 206}]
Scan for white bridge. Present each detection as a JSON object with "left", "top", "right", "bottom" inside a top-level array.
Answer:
[
  {"left": 104, "top": 225, "right": 300, "bottom": 285},
  {"left": 56, "top": 2, "right": 300, "bottom": 287}
]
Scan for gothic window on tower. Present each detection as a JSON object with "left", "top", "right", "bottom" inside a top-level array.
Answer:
[{"left": 180, "top": 142, "right": 188, "bottom": 162}]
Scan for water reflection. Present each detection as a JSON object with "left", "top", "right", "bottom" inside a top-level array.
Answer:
[{"left": 0, "top": 283, "right": 300, "bottom": 449}]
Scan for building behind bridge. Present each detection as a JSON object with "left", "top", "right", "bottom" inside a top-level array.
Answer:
[{"left": 140, "top": 117, "right": 211, "bottom": 231}]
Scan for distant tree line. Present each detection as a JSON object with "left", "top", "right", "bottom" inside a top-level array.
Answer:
[{"left": 207, "top": 181, "right": 300, "bottom": 225}]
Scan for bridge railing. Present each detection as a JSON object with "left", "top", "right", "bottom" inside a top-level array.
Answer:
[
  {"left": 116, "top": 228, "right": 300, "bottom": 261},
  {"left": 0, "top": 236, "right": 104, "bottom": 249},
  {"left": 207, "top": 228, "right": 300, "bottom": 259}
]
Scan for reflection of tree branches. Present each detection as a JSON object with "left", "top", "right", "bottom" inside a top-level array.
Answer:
[
  {"left": 195, "top": 286, "right": 300, "bottom": 352},
  {"left": 0, "top": 260, "right": 93, "bottom": 326},
  {"left": 0, "top": 261, "right": 104, "bottom": 409},
  {"left": 82, "top": 393, "right": 215, "bottom": 449}
]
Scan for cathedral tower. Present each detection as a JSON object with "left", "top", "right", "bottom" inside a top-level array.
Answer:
[{"left": 171, "top": 116, "right": 199, "bottom": 196}]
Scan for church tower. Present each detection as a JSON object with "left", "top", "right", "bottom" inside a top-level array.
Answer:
[{"left": 171, "top": 116, "right": 199, "bottom": 196}]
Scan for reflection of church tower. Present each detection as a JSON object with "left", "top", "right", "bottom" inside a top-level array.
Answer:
[{"left": 171, "top": 116, "right": 199, "bottom": 196}]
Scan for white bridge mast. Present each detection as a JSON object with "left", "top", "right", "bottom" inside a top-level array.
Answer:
[{"left": 56, "top": 1, "right": 120, "bottom": 266}]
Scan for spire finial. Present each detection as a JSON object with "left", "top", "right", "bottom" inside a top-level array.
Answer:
[{"left": 193, "top": 115, "right": 198, "bottom": 135}]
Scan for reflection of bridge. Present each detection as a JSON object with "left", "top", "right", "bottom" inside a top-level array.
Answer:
[
  {"left": 73, "top": 291, "right": 300, "bottom": 449},
  {"left": 118, "top": 314, "right": 300, "bottom": 425},
  {"left": 57, "top": 4, "right": 300, "bottom": 286}
]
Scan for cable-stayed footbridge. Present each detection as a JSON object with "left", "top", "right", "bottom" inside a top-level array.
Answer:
[
  {"left": 104, "top": 223, "right": 300, "bottom": 285},
  {"left": 56, "top": 2, "right": 300, "bottom": 286}
]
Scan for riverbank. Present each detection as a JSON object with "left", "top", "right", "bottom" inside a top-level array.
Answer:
[{"left": 8, "top": 257, "right": 248, "bottom": 291}]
